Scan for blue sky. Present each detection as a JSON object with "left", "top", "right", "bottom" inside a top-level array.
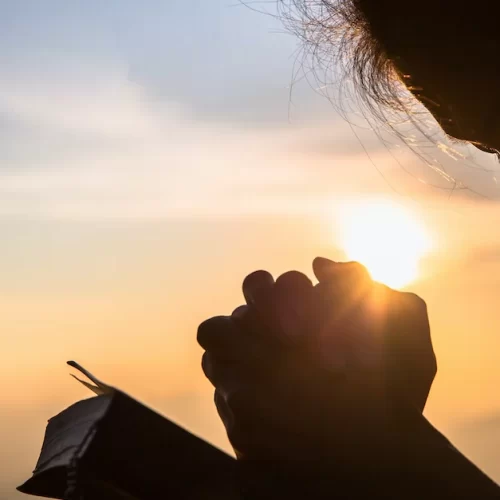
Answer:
[
  {"left": 0, "top": 0, "right": 361, "bottom": 221},
  {"left": 0, "top": 0, "right": 322, "bottom": 127}
]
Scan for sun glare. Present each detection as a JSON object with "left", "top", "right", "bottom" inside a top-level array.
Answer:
[{"left": 336, "top": 200, "right": 432, "bottom": 289}]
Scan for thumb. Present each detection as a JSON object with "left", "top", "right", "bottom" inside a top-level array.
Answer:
[{"left": 312, "top": 256, "right": 338, "bottom": 283}]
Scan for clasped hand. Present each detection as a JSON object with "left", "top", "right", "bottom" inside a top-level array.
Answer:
[{"left": 197, "top": 258, "right": 436, "bottom": 463}]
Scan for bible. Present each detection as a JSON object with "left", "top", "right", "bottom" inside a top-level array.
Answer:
[{"left": 17, "top": 361, "right": 241, "bottom": 500}]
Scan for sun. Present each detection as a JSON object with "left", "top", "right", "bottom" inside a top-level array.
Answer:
[{"left": 336, "top": 199, "right": 432, "bottom": 289}]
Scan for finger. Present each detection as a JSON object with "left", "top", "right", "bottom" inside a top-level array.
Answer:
[
  {"left": 197, "top": 316, "right": 235, "bottom": 350},
  {"left": 214, "top": 390, "right": 235, "bottom": 435},
  {"left": 383, "top": 289, "right": 436, "bottom": 411},
  {"left": 383, "top": 288, "right": 432, "bottom": 356},
  {"left": 202, "top": 352, "right": 253, "bottom": 396},
  {"left": 202, "top": 353, "right": 270, "bottom": 422},
  {"left": 223, "top": 387, "right": 270, "bottom": 459},
  {"left": 273, "top": 271, "right": 314, "bottom": 342},
  {"left": 310, "top": 279, "right": 376, "bottom": 368},
  {"left": 313, "top": 278, "right": 368, "bottom": 319},
  {"left": 315, "top": 261, "right": 373, "bottom": 305},
  {"left": 275, "top": 270, "right": 313, "bottom": 291},
  {"left": 314, "top": 257, "right": 372, "bottom": 285},
  {"left": 313, "top": 260, "right": 373, "bottom": 325},
  {"left": 343, "top": 261, "right": 372, "bottom": 284},
  {"left": 242, "top": 270, "right": 275, "bottom": 305},
  {"left": 312, "top": 256, "right": 339, "bottom": 282},
  {"left": 231, "top": 304, "right": 250, "bottom": 320},
  {"left": 231, "top": 303, "right": 274, "bottom": 345},
  {"left": 197, "top": 316, "right": 264, "bottom": 360},
  {"left": 242, "top": 271, "right": 285, "bottom": 344}
]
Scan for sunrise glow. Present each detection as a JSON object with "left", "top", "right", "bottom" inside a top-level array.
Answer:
[{"left": 337, "top": 200, "right": 432, "bottom": 289}]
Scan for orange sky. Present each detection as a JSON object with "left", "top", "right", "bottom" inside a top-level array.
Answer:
[{"left": 4, "top": 195, "right": 500, "bottom": 495}]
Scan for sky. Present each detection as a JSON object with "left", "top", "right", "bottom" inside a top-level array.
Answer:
[{"left": 3, "top": 1, "right": 500, "bottom": 498}]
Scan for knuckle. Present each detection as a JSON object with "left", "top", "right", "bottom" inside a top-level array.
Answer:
[
  {"left": 429, "top": 351, "right": 438, "bottom": 377},
  {"left": 348, "top": 260, "right": 367, "bottom": 271},
  {"left": 275, "top": 270, "right": 312, "bottom": 289},
  {"left": 242, "top": 270, "right": 275, "bottom": 302},
  {"left": 214, "top": 390, "right": 236, "bottom": 432},
  {"left": 201, "top": 351, "right": 214, "bottom": 380},
  {"left": 403, "top": 292, "right": 428, "bottom": 315},
  {"left": 196, "top": 315, "right": 231, "bottom": 349},
  {"left": 243, "top": 270, "right": 273, "bottom": 285},
  {"left": 231, "top": 304, "right": 249, "bottom": 319},
  {"left": 347, "top": 261, "right": 371, "bottom": 279},
  {"left": 214, "top": 389, "right": 228, "bottom": 415}
]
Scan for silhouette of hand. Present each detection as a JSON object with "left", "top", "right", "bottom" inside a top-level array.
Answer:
[
  {"left": 197, "top": 258, "right": 436, "bottom": 462},
  {"left": 309, "top": 257, "right": 436, "bottom": 413}
]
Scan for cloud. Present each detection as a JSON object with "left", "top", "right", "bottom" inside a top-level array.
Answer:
[
  {"left": 1, "top": 1, "right": 495, "bottom": 223},
  {"left": 0, "top": 55, "right": 402, "bottom": 221},
  {"left": 2, "top": 60, "right": 497, "bottom": 223}
]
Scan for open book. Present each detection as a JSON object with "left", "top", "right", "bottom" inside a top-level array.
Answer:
[{"left": 17, "top": 361, "right": 240, "bottom": 500}]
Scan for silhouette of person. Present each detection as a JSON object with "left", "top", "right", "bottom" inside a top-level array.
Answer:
[{"left": 198, "top": 2, "right": 500, "bottom": 498}]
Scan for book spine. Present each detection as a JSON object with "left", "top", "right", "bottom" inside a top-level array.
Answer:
[{"left": 64, "top": 423, "right": 98, "bottom": 500}]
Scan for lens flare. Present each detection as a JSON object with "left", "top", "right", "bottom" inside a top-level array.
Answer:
[{"left": 336, "top": 199, "right": 432, "bottom": 288}]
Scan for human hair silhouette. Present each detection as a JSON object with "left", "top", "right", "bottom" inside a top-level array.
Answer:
[{"left": 279, "top": 1, "right": 500, "bottom": 154}]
